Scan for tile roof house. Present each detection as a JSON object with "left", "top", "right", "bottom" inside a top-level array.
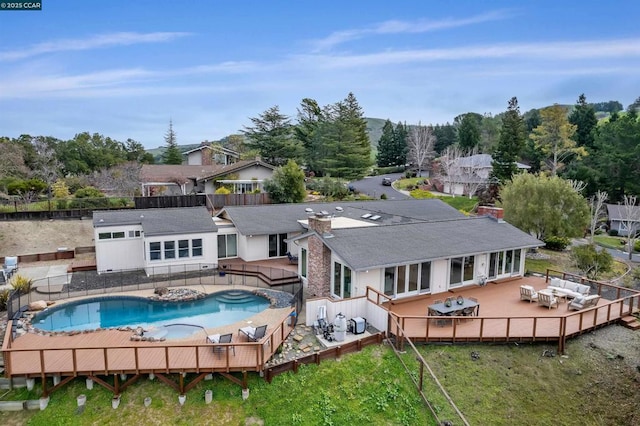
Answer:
[{"left": 140, "top": 159, "right": 275, "bottom": 196}]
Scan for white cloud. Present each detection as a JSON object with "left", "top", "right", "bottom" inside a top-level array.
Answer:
[
  {"left": 296, "top": 38, "right": 640, "bottom": 69},
  {"left": 310, "top": 10, "right": 515, "bottom": 51},
  {"left": 0, "top": 32, "right": 192, "bottom": 61}
]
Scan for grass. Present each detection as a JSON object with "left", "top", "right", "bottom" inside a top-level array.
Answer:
[
  {"left": 0, "top": 346, "right": 434, "bottom": 426},
  {"left": 525, "top": 248, "right": 628, "bottom": 281},
  {"left": 593, "top": 234, "right": 627, "bottom": 250}
]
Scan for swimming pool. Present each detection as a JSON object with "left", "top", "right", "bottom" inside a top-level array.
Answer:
[{"left": 32, "top": 290, "right": 271, "bottom": 338}]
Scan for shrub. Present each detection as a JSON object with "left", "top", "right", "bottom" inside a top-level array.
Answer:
[
  {"left": 10, "top": 274, "right": 33, "bottom": 294},
  {"left": 635, "top": 240, "right": 640, "bottom": 253},
  {"left": 543, "top": 236, "right": 571, "bottom": 251},
  {"left": 409, "top": 189, "right": 435, "bottom": 199},
  {"left": 55, "top": 199, "right": 68, "bottom": 210},
  {"left": 380, "top": 193, "right": 387, "bottom": 200},
  {"left": 0, "top": 288, "right": 9, "bottom": 311},
  {"left": 608, "top": 229, "right": 619, "bottom": 236},
  {"left": 404, "top": 170, "right": 417, "bottom": 178},
  {"left": 215, "top": 186, "right": 231, "bottom": 194}
]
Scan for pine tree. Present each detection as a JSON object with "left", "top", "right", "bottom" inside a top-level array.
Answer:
[
  {"left": 243, "top": 106, "right": 304, "bottom": 166},
  {"left": 491, "top": 97, "right": 526, "bottom": 184},
  {"left": 456, "top": 113, "right": 482, "bottom": 151},
  {"left": 569, "top": 94, "right": 598, "bottom": 149},
  {"left": 376, "top": 120, "right": 396, "bottom": 167},
  {"left": 162, "top": 120, "right": 183, "bottom": 165},
  {"left": 393, "top": 121, "right": 408, "bottom": 166}
]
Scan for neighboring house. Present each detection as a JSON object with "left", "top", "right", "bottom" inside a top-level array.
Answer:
[
  {"left": 140, "top": 160, "right": 275, "bottom": 196},
  {"left": 214, "top": 200, "right": 543, "bottom": 299},
  {"left": 183, "top": 143, "right": 239, "bottom": 166},
  {"left": 606, "top": 203, "right": 640, "bottom": 237},
  {"left": 198, "top": 159, "right": 275, "bottom": 194},
  {"left": 441, "top": 154, "right": 530, "bottom": 196},
  {"left": 140, "top": 165, "right": 218, "bottom": 196},
  {"left": 93, "top": 207, "right": 217, "bottom": 275}
]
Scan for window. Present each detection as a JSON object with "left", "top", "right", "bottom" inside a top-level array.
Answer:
[
  {"left": 178, "top": 240, "right": 189, "bottom": 258},
  {"left": 301, "top": 248, "right": 307, "bottom": 278},
  {"left": 192, "top": 239, "right": 203, "bottom": 257},
  {"left": 408, "top": 264, "right": 418, "bottom": 293},
  {"left": 128, "top": 230, "right": 141, "bottom": 238},
  {"left": 384, "top": 267, "right": 395, "bottom": 296},
  {"left": 449, "top": 257, "right": 463, "bottom": 287},
  {"left": 332, "top": 261, "right": 353, "bottom": 299},
  {"left": 420, "top": 262, "right": 431, "bottom": 292},
  {"left": 164, "top": 241, "right": 175, "bottom": 259},
  {"left": 488, "top": 249, "right": 522, "bottom": 277},
  {"left": 397, "top": 265, "right": 406, "bottom": 294},
  {"left": 268, "top": 233, "right": 288, "bottom": 258},
  {"left": 333, "top": 262, "right": 341, "bottom": 296},
  {"left": 99, "top": 231, "right": 128, "bottom": 240},
  {"left": 217, "top": 234, "right": 237, "bottom": 259},
  {"left": 149, "top": 242, "right": 161, "bottom": 261}
]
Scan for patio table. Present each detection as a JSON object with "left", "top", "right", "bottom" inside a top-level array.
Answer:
[{"left": 428, "top": 298, "right": 479, "bottom": 316}]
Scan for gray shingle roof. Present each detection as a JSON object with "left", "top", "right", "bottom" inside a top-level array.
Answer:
[
  {"left": 93, "top": 207, "right": 216, "bottom": 236},
  {"left": 320, "top": 216, "right": 542, "bottom": 271},
  {"left": 218, "top": 199, "right": 465, "bottom": 236},
  {"left": 606, "top": 203, "right": 640, "bottom": 222}
]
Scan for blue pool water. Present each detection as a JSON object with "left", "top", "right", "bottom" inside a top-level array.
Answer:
[{"left": 32, "top": 290, "right": 270, "bottom": 338}]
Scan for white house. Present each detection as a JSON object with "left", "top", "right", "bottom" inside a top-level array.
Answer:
[
  {"left": 93, "top": 207, "right": 218, "bottom": 275},
  {"left": 214, "top": 200, "right": 543, "bottom": 299},
  {"left": 93, "top": 200, "right": 542, "bottom": 298},
  {"left": 183, "top": 143, "right": 239, "bottom": 166},
  {"left": 442, "top": 154, "right": 531, "bottom": 196}
]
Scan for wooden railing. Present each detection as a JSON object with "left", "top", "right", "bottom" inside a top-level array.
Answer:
[
  {"left": 2, "top": 308, "right": 296, "bottom": 382},
  {"left": 365, "top": 286, "right": 639, "bottom": 354}
]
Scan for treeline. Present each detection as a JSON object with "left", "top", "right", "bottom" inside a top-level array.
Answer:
[{"left": 374, "top": 95, "right": 640, "bottom": 202}]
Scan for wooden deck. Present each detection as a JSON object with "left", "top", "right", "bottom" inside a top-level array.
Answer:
[
  {"left": 2, "top": 305, "right": 296, "bottom": 388},
  {"left": 383, "top": 275, "right": 640, "bottom": 351}
]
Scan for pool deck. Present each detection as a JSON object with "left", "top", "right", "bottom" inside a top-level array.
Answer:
[{"left": 2, "top": 285, "right": 296, "bottom": 390}]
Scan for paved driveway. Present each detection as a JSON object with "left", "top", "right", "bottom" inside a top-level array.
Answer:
[{"left": 349, "top": 173, "right": 408, "bottom": 200}]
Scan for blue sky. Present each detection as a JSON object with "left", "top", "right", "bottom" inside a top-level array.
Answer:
[{"left": 1, "top": 1, "right": 639, "bottom": 149}]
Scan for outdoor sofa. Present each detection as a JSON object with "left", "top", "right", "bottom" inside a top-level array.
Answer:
[
  {"left": 568, "top": 294, "right": 601, "bottom": 311},
  {"left": 546, "top": 277, "right": 590, "bottom": 299}
]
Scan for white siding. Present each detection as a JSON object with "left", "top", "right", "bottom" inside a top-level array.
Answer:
[
  {"left": 95, "top": 225, "right": 145, "bottom": 272},
  {"left": 142, "top": 232, "right": 217, "bottom": 276},
  {"left": 236, "top": 165, "right": 273, "bottom": 180}
]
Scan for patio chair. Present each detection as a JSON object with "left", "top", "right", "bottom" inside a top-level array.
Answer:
[
  {"left": 206, "top": 333, "right": 235, "bottom": 358},
  {"left": 239, "top": 324, "right": 267, "bottom": 342},
  {"left": 537, "top": 291, "right": 558, "bottom": 309},
  {"left": 520, "top": 285, "right": 539, "bottom": 303}
]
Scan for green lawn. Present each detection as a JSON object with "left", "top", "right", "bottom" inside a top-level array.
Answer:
[{"left": 593, "top": 234, "right": 627, "bottom": 250}]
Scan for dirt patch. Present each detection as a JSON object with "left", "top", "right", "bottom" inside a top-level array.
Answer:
[{"left": 0, "top": 219, "right": 94, "bottom": 257}]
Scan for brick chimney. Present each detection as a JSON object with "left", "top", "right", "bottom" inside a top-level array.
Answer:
[
  {"left": 307, "top": 214, "right": 333, "bottom": 298},
  {"left": 477, "top": 206, "right": 504, "bottom": 221},
  {"left": 201, "top": 143, "right": 213, "bottom": 166}
]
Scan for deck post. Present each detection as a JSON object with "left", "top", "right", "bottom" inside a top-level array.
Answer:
[
  {"left": 418, "top": 359, "right": 424, "bottom": 391},
  {"left": 113, "top": 374, "right": 120, "bottom": 395}
]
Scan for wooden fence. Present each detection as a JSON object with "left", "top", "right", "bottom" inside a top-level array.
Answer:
[{"left": 263, "top": 333, "right": 384, "bottom": 383}]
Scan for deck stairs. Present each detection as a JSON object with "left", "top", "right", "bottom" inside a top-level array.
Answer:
[{"left": 619, "top": 315, "right": 640, "bottom": 331}]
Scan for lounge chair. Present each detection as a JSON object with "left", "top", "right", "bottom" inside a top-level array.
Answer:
[
  {"left": 207, "top": 333, "right": 235, "bottom": 358},
  {"left": 520, "top": 285, "right": 539, "bottom": 303},
  {"left": 537, "top": 291, "right": 559, "bottom": 309},
  {"left": 239, "top": 324, "right": 267, "bottom": 342}
]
